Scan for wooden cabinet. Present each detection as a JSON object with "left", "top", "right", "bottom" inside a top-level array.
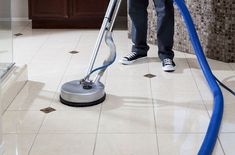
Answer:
[
  {"left": 29, "top": 0, "right": 68, "bottom": 19},
  {"left": 29, "top": 0, "right": 110, "bottom": 28},
  {"left": 70, "top": 0, "right": 108, "bottom": 19}
]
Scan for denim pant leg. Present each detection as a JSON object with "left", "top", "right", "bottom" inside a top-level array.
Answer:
[
  {"left": 128, "top": 0, "right": 149, "bottom": 55},
  {"left": 154, "top": 0, "right": 175, "bottom": 60}
]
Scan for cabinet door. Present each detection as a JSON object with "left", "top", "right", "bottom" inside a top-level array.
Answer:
[
  {"left": 29, "top": 0, "right": 68, "bottom": 19},
  {"left": 70, "top": 0, "right": 109, "bottom": 19}
]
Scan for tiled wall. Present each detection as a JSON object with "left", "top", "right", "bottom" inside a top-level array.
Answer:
[{"left": 128, "top": 0, "right": 235, "bottom": 62}]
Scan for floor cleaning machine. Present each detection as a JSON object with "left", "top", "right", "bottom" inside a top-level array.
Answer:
[
  {"left": 60, "top": 0, "right": 121, "bottom": 107},
  {"left": 60, "top": 0, "right": 231, "bottom": 154}
]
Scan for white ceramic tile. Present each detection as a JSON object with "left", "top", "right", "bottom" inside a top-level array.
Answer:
[
  {"left": 152, "top": 91, "right": 204, "bottom": 105},
  {"left": 153, "top": 92, "right": 210, "bottom": 133},
  {"left": 149, "top": 62, "right": 193, "bottom": 78},
  {"left": 104, "top": 89, "right": 153, "bottom": 108},
  {"left": 2, "top": 111, "right": 45, "bottom": 134},
  {"left": 95, "top": 134, "right": 159, "bottom": 155},
  {"left": 99, "top": 106, "right": 155, "bottom": 133},
  {"left": 3, "top": 133, "right": 36, "bottom": 155},
  {"left": 28, "top": 74, "right": 63, "bottom": 92},
  {"left": 158, "top": 134, "right": 224, "bottom": 155},
  {"left": 27, "top": 62, "right": 68, "bottom": 91},
  {"left": 107, "top": 61, "right": 149, "bottom": 78},
  {"left": 8, "top": 81, "right": 55, "bottom": 111},
  {"left": 29, "top": 133, "right": 95, "bottom": 155},
  {"left": 148, "top": 53, "right": 192, "bottom": 77},
  {"left": 13, "top": 31, "right": 50, "bottom": 52},
  {"left": 105, "top": 76, "right": 151, "bottom": 94},
  {"left": 200, "top": 89, "right": 235, "bottom": 132},
  {"left": 229, "top": 63, "right": 235, "bottom": 71},
  {"left": 30, "top": 50, "right": 72, "bottom": 64},
  {"left": 220, "top": 133, "right": 235, "bottom": 155},
  {"left": 0, "top": 65, "right": 28, "bottom": 113},
  {"left": 190, "top": 69, "right": 211, "bottom": 93},
  {"left": 39, "top": 108, "right": 100, "bottom": 133},
  {"left": 12, "top": 21, "right": 30, "bottom": 34},
  {"left": 28, "top": 61, "right": 68, "bottom": 77},
  {"left": 150, "top": 75, "right": 199, "bottom": 93}
]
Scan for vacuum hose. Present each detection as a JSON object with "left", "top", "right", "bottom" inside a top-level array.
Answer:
[{"left": 174, "top": 0, "right": 224, "bottom": 154}]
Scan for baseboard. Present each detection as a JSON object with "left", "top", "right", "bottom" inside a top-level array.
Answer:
[
  {"left": 0, "top": 64, "right": 28, "bottom": 114},
  {"left": 11, "top": 18, "right": 31, "bottom": 22}
]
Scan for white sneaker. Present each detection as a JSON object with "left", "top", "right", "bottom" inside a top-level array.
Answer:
[
  {"left": 119, "top": 52, "right": 147, "bottom": 65},
  {"left": 162, "top": 58, "right": 176, "bottom": 72}
]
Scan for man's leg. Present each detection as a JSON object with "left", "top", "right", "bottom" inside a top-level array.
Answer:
[
  {"left": 154, "top": 0, "right": 175, "bottom": 61},
  {"left": 120, "top": 0, "right": 149, "bottom": 65},
  {"left": 154, "top": 0, "right": 175, "bottom": 71},
  {"left": 129, "top": 0, "right": 149, "bottom": 55}
]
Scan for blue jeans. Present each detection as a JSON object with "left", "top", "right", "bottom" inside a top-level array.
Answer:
[{"left": 129, "top": 0, "right": 175, "bottom": 60}]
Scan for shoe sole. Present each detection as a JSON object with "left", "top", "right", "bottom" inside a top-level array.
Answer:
[
  {"left": 119, "top": 57, "right": 147, "bottom": 65},
  {"left": 162, "top": 65, "right": 176, "bottom": 72}
]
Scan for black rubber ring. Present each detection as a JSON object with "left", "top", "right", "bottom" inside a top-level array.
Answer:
[{"left": 60, "top": 94, "right": 106, "bottom": 107}]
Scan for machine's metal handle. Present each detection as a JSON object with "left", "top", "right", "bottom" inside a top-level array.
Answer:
[
  {"left": 94, "top": 31, "right": 116, "bottom": 83},
  {"left": 86, "top": 0, "right": 119, "bottom": 76}
]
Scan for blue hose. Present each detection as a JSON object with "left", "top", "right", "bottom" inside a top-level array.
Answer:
[{"left": 174, "top": 0, "right": 224, "bottom": 154}]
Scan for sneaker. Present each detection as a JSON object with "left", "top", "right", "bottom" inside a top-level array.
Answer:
[
  {"left": 162, "top": 58, "right": 176, "bottom": 72},
  {"left": 119, "top": 52, "right": 147, "bottom": 65}
]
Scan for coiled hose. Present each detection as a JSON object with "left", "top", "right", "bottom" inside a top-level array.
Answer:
[{"left": 174, "top": 0, "right": 224, "bottom": 154}]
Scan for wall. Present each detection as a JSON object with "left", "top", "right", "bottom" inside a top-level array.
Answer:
[{"left": 11, "top": 0, "right": 29, "bottom": 20}]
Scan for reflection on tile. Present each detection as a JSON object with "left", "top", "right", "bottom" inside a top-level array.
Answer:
[
  {"left": 39, "top": 109, "right": 100, "bottom": 133},
  {"left": 200, "top": 90, "right": 235, "bottom": 132},
  {"left": 8, "top": 81, "right": 55, "bottom": 111},
  {"left": 3, "top": 134, "right": 36, "bottom": 155},
  {"left": 155, "top": 103, "right": 209, "bottom": 133},
  {"left": 103, "top": 92, "right": 153, "bottom": 108},
  {"left": 153, "top": 92, "right": 209, "bottom": 133},
  {"left": 158, "top": 134, "right": 224, "bottom": 155},
  {"left": 106, "top": 76, "right": 150, "bottom": 94},
  {"left": 151, "top": 76, "right": 198, "bottom": 93},
  {"left": 220, "top": 133, "right": 235, "bottom": 155},
  {"left": 95, "top": 134, "right": 159, "bottom": 155},
  {"left": 30, "top": 134, "right": 95, "bottom": 155},
  {"left": 99, "top": 107, "right": 155, "bottom": 133},
  {"left": 3, "top": 111, "right": 45, "bottom": 133}
]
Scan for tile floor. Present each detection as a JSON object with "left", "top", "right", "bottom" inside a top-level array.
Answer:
[{"left": 1, "top": 21, "right": 235, "bottom": 155}]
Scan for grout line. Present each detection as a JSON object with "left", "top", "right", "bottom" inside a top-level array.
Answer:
[
  {"left": 28, "top": 32, "right": 83, "bottom": 155},
  {"left": 217, "top": 136, "right": 226, "bottom": 155},
  {"left": 148, "top": 58, "right": 160, "bottom": 155},
  {"left": 27, "top": 49, "right": 74, "bottom": 155},
  {"left": 184, "top": 54, "right": 211, "bottom": 117},
  {"left": 3, "top": 80, "right": 28, "bottom": 114},
  {"left": 93, "top": 51, "right": 111, "bottom": 155},
  {"left": 49, "top": 32, "right": 83, "bottom": 107},
  {"left": 92, "top": 100, "right": 103, "bottom": 155},
  {"left": 26, "top": 33, "right": 52, "bottom": 66},
  {"left": 185, "top": 54, "right": 227, "bottom": 155}
]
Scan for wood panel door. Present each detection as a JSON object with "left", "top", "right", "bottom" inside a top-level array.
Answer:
[
  {"left": 70, "top": 0, "right": 109, "bottom": 19},
  {"left": 29, "top": 0, "right": 69, "bottom": 19}
]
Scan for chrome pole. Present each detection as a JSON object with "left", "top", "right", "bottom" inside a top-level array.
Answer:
[{"left": 86, "top": 0, "right": 118, "bottom": 75}]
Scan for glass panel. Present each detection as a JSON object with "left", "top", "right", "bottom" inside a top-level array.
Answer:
[{"left": 0, "top": 0, "right": 14, "bottom": 79}]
